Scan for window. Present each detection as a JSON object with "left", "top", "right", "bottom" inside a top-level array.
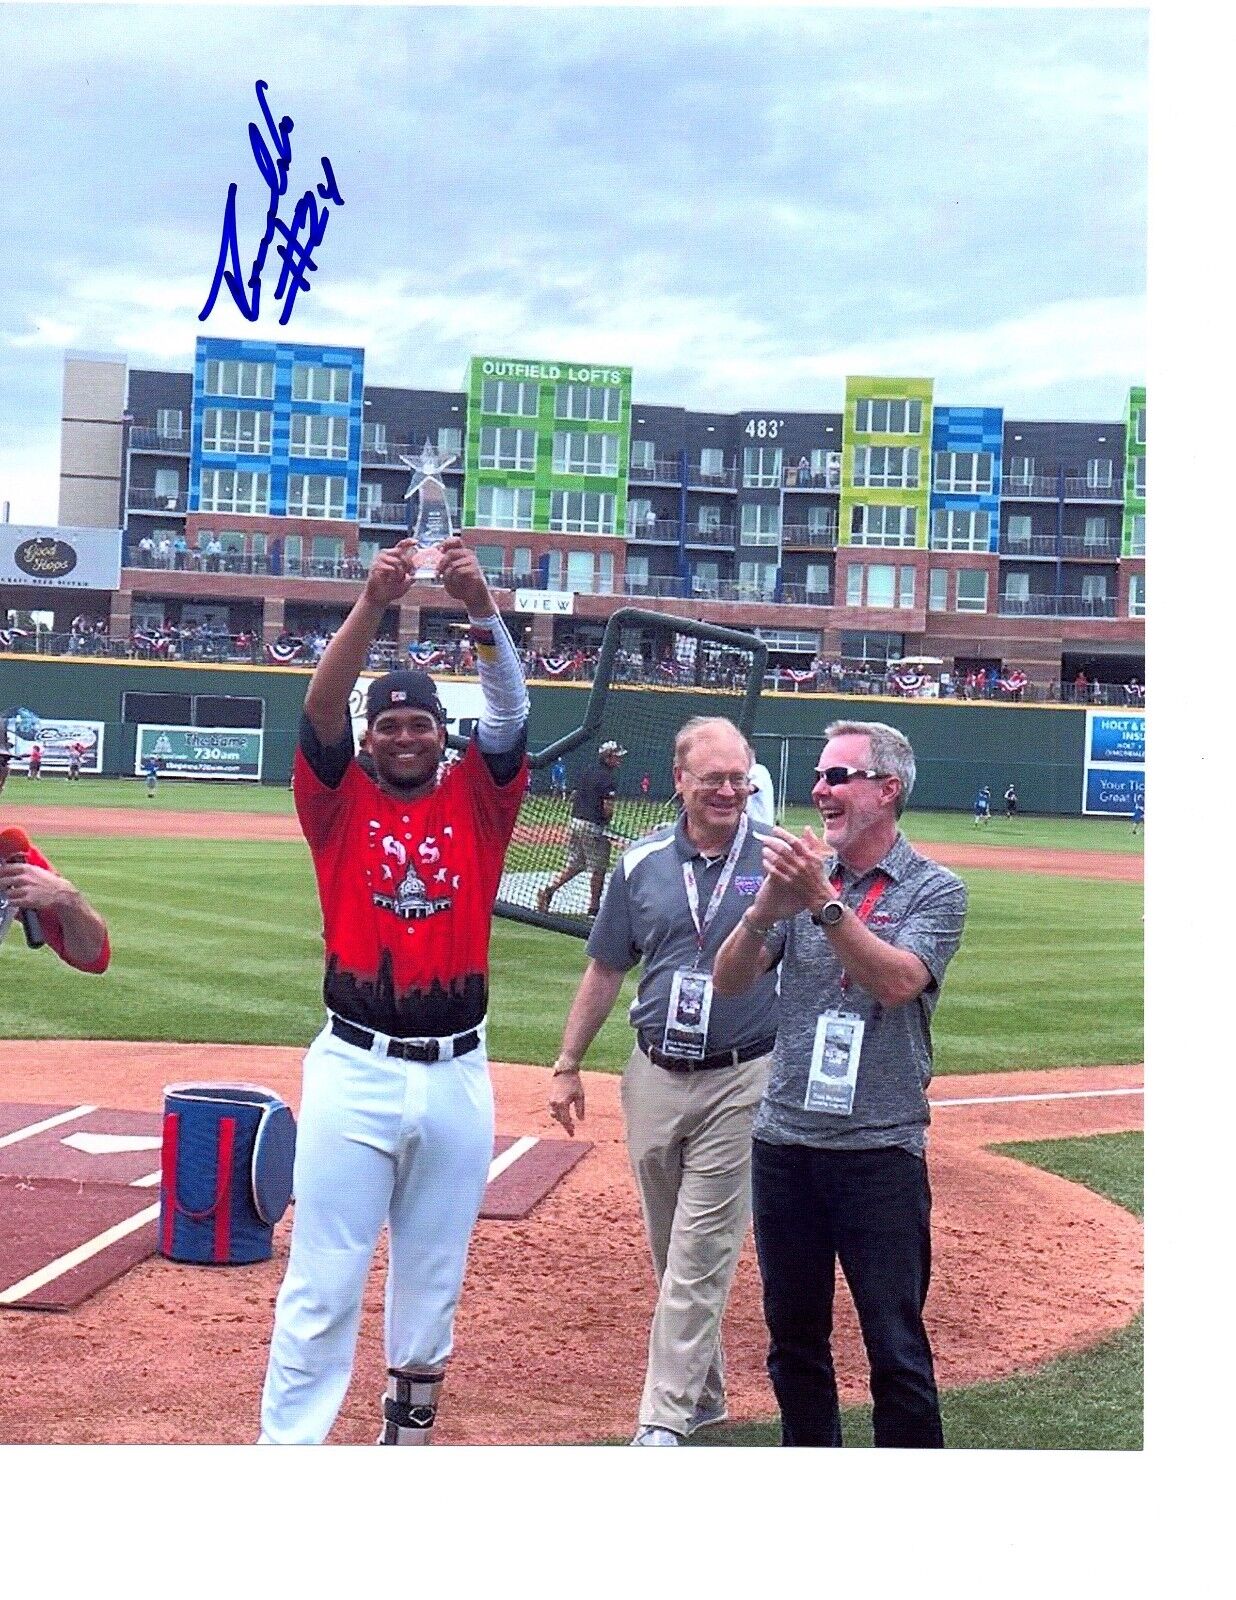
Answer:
[
  {"left": 154, "top": 468, "right": 180, "bottom": 502},
  {"left": 555, "top": 384, "right": 621, "bottom": 422},
  {"left": 543, "top": 551, "right": 563, "bottom": 588},
  {"left": 1005, "top": 514, "right": 1033, "bottom": 550},
  {"left": 566, "top": 550, "right": 596, "bottom": 593},
  {"left": 479, "top": 427, "right": 537, "bottom": 472},
  {"left": 1129, "top": 574, "right": 1145, "bottom": 617},
  {"left": 846, "top": 566, "right": 863, "bottom": 606},
  {"left": 740, "top": 503, "right": 781, "bottom": 544},
  {"left": 805, "top": 564, "right": 831, "bottom": 595},
  {"left": 810, "top": 448, "right": 841, "bottom": 486},
  {"left": 1004, "top": 572, "right": 1030, "bottom": 602},
  {"left": 853, "top": 398, "right": 922, "bottom": 435},
  {"left": 864, "top": 566, "right": 895, "bottom": 609},
  {"left": 202, "top": 409, "right": 272, "bottom": 455},
  {"left": 204, "top": 359, "right": 274, "bottom": 399},
  {"left": 1083, "top": 516, "right": 1108, "bottom": 548},
  {"left": 738, "top": 561, "right": 778, "bottom": 598},
  {"left": 157, "top": 408, "right": 184, "bottom": 438},
  {"left": 853, "top": 446, "right": 919, "bottom": 490},
  {"left": 934, "top": 451, "right": 993, "bottom": 494},
  {"left": 552, "top": 431, "right": 619, "bottom": 475},
  {"left": 899, "top": 565, "right": 916, "bottom": 609},
  {"left": 693, "top": 560, "right": 719, "bottom": 592},
  {"left": 1134, "top": 458, "right": 1146, "bottom": 497},
  {"left": 1129, "top": 514, "right": 1146, "bottom": 556},
  {"left": 199, "top": 469, "right": 269, "bottom": 515},
  {"left": 362, "top": 421, "right": 388, "bottom": 454},
  {"left": 476, "top": 486, "right": 535, "bottom": 530},
  {"left": 928, "top": 568, "right": 948, "bottom": 612},
  {"left": 598, "top": 552, "right": 614, "bottom": 594},
  {"left": 1006, "top": 454, "right": 1035, "bottom": 487},
  {"left": 475, "top": 545, "right": 505, "bottom": 582},
  {"left": 630, "top": 439, "right": 655, "bottom": 470},
  {"left": 849, "top": 503, "right": 917, "bottom": 547},
  {"left": 1134, "top": 408, "right": 1146, "bottom": 445},
  {"left": 291, "top": 414, "right": 349, "bottom": 460},
  {"left": 311, "top": 536, "right": 343, "bottom": 570},
  {"left": 743, "top": 447, "right": 782, "bottom": 487},
  {"left": 699, "top": 447, "right": 725, "bottom": 479},
  {"left": 930, "top": 509, "right": 990, "bottom": 552},
  {"left": 956, "top": 569, "right": 989, "bottom": 613},
  {"left": 292, "top": 364, "right": 350, "bottom": 403},
  {"left": 437, "top": 427, "right": 462, "bottom": 456},
  {"left": 549, "top": 491, "right": 617, "bottom": 535},
  {"left": 287, "top": 473, "right": 346, "bottom": 519},
  {"left": 628, "top": 498, "right": 652, "bottom": 531},
  {"left": 626, "top": 554, "right": 649, "bottom": 587},
  {"left": 1085, "top": 458, "right": 1113, "bottom": 490},
  {"left": 807, "top": 505, "right": 837, "bottom": 537},
  {"left": 1081, "top": 574, "right": 1108, "bottom": 605},
  {"left": 481, "top": 379, "right": 538, "bottom": 416},
  {"left": 697, "top": 504, "right": 722, "bottom": 533},
  {"left": 358, "top": 482, "right": 383, "bottom": 513}
]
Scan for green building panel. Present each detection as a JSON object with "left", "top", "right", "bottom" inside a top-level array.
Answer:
[
  {"left": 838, "top": 375, "right": 934, "bottom": 549},
  {"left": 463, "top": 355, "right": 633, "bottom": 535},
  {"left": 1122, "top": 385, "right": 1146, "bottom": 556}
]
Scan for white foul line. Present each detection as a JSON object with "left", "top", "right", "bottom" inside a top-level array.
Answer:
[
  {"left": 0, "top": 1202, "right": 161, "bottom": 1306},
  {"left": 0, "top": 1104, "right": 97, "bottom": 1149},
  {"left": 932, "top": 1087, "right": 1143, "bottom": 1109},
  {"left": 488, "top": 1136, "right": 538, "bottom": 1183},
  {"left": 130, "top": 1170, "right": 163, "bottom": 1189}
]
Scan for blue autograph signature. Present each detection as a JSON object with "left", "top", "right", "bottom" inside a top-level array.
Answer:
[{"left": 199, "top": 80, "right": 343, "bottom": 326}]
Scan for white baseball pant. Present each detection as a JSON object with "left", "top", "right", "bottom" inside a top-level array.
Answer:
[{"left": 259, "top": 1019, "right": 494, "bottom": 1444}]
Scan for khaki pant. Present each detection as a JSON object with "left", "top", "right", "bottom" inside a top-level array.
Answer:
[{"left": 621, "top": 1041, "right": 771, "bottom": 1435}]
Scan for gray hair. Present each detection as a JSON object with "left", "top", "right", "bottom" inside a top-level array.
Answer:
[
  {"left": 825, "top": 719, "right": 916, "bottom": 818},
  {"left": 673, "top": 716, "right": 753, "bottom": 770}
]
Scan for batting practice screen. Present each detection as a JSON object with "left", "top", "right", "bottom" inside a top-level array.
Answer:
[{"left": 488, "top": 608, "right": 766, "bottom": 937}]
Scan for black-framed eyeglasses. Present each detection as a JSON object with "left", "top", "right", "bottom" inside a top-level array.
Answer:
[{"left": 814, "top": 765, "right": 890, "bottom": 787}]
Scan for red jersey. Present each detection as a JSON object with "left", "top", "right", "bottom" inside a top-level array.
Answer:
[
  {"left": 294, "top": 735, "right": 527, "bottom": 1037},
  {"left": 19, "top": 840, "right": 111, "bottom": 974}
]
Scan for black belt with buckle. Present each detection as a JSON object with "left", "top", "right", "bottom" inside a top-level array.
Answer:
[
  {"left": 640, "top": 1035, "right": 775, "bottom": 1073},
  {"left": 330, "top": 1015, "right": 481, "bottom": 1063}
]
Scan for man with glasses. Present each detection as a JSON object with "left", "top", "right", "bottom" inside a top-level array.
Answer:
[
  {"left": 0, "top": 727, "right": 110, "bottom": 971},
  {"left": 548, "top": 716, "right": 780, "bottom": 1445},
  {"left": 714, "top": 720, "right": 967, "bottom": 1448}
]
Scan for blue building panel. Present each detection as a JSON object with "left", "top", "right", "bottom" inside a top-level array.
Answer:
[
  {"left": 190, "top": 336, "right": 364, "bottom": 518},
  {"left": 930, "top": 405, "right": 1003, "bottom": 552}
]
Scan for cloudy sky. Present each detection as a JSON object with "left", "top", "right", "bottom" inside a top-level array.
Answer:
[{"left": 0, "top": 2, "right": 1147, "bottom": 524}]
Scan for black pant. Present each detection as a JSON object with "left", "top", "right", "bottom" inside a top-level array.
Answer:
[{"left": 752, "top": 1138, "right": 943, "bottom": 1447}]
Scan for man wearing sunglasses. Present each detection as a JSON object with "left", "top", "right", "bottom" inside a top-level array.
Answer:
[
  {"left": 714, "top": 719, "right": 967, "bottom": 1448},
  {"left": 548, "top": 716, "right": 781, "bottom": 1445},
  {"left": 0, "top": 726, "right": 110, "bottom": 971}
]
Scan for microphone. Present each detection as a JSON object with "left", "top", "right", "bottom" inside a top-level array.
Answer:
[{"left": 0, "top": 826, "right": 46, "bottom": 949}]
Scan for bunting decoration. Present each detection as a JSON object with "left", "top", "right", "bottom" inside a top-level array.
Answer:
[{"left": 266, "top": 637, "right": 305, "bottom": 665}]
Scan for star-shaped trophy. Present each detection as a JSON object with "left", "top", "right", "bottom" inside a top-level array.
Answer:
[{"left": 401, "top": 438, "right": 457, "bottom": 578}]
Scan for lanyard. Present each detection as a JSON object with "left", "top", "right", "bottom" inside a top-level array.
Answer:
[
  {"left": 681, "top": 813, "right": 749, "bottom": 961},
  {"left": 828, "top": 869, "right": 889, "bottom": 993}
]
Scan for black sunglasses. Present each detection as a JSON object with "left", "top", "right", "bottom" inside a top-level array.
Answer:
[{"left": 815, "top": 765, "right": 890, "bottom": 786}]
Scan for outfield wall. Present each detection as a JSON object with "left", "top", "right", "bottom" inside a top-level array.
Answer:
[{"left": 1, "top": 655, "right": 1099, "bottom": 814}]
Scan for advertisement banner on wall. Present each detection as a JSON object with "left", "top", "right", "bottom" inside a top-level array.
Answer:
[
  {"left": 347, "top": 675, "right": 485, "bottom": 751},
  {"left": 2, "top": 712, "right": 106, "bottom": 773},
  {"left": 0, "top": 526, "right": 123, "bottom": 590},
  {"left": 135, "top": 725, "right": 263, "bottom": 780},
  {"left": 1082, "top": 709, "right": 1145, "bottom": 816}
]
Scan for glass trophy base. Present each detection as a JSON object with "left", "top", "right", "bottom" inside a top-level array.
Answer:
[{"left": 410, "top": 544, "right": 444, "bottom": 579}]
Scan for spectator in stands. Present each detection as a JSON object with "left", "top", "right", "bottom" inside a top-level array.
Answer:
[
  {"left": 137, "top": 534, "right": 155, "bottom": 566},
  {"left": 1125, "top": 676, "right": 1143, "bottom": 705},
  {"left": 156, "top": 536, "right": 172, "bottom": 567},
  {"left": 938, "top": 669, "right": 954, "bottom": 698},
  {"left": 1073, "top": 670, "right": 1088, "bottom": 702},
  {"left": 205, "top": 534, "right": 224, "bottom": 572},
  {"left": 796, "top": 454, "right": 811, "bottom": 486},
  {"left": 173, "top": 533, "right": 189, "bottom": 570}
]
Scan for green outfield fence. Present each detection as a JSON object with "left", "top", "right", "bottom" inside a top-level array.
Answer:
[{"left": 2, "top": 654, "right": 1098, "bottom": 814}]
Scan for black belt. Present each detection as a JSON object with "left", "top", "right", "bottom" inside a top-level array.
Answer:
[
  {"left": 640, "top": 1035, "right": 775, "bottom": 1074},
  {"left": 330, "top": 1015, "right": 481, "bottom": 1063}
]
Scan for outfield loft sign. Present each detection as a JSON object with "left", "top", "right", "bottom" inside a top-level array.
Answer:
[
  {"left": 477, "top": 358, "right": 628, "bottom": 386},
  {"left": 135, "top": 725, "right": 264, "bottom": 781},
  {"left": 515, "top": 589, "right": 574, "bottom": 616},
  {"left": 0, "top": 526, "right": 122, "bottom": 590}
]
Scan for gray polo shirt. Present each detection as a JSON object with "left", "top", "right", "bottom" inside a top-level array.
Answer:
[
  {"left": 586, "top": 813, "right": 780, "bottom": 1054},
  {"left": 753, "top": 832, "right": 967, "bottom": 1155}
]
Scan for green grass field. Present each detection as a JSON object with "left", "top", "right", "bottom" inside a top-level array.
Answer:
[{"left": 692, "top": 1130, "right": 1143, "bottom": 1450}]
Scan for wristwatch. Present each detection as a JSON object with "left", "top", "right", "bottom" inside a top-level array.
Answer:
[{"left": 811, "top": 899, "right": 845, "bottom": 929}]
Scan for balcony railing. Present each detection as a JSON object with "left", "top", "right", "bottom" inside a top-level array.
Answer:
[
  {"left": 782, "top": 523, "right": 838, "bottom": 549},
  {"left": 998, "top": 593, "right": 1117, "bottom": 618},
  {"left": 129, "top": 426, "right": 190, "bottom": 454},
  {"left": 626, "top": 518, "right": 682, "bottom": 544},
  {"left": 998, "top": 534, "right": 1057, "bottom": 559},
  {"left": 128, "top": 487, "right": 188, "bottom": 513},
  {"left": 777, "top": 585, "right": 832, "bottom": 607},
  {"left": 1060, "top": 536, "right": 1122, "bottom": 560},
  {"left": 358, "top": 502, "right": 412, "bottom": 527},
  {"left": 783, "top": 466, "right": 841, "bottom": 490},
  {"left": 685, "top": 464, "right": 738, "bottom": 492},
  {"left": 628, "top": 458, "right": 683, "bottom": 485},
  {"left": 1063, "top": 475, "right": 1120, "bottom": 500},
  {"left": 1002, "top": 474, "right": 1060, "bottom": 499},
  {"left": 362, "top": 444, "right": 463, "bottom": 470}
]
